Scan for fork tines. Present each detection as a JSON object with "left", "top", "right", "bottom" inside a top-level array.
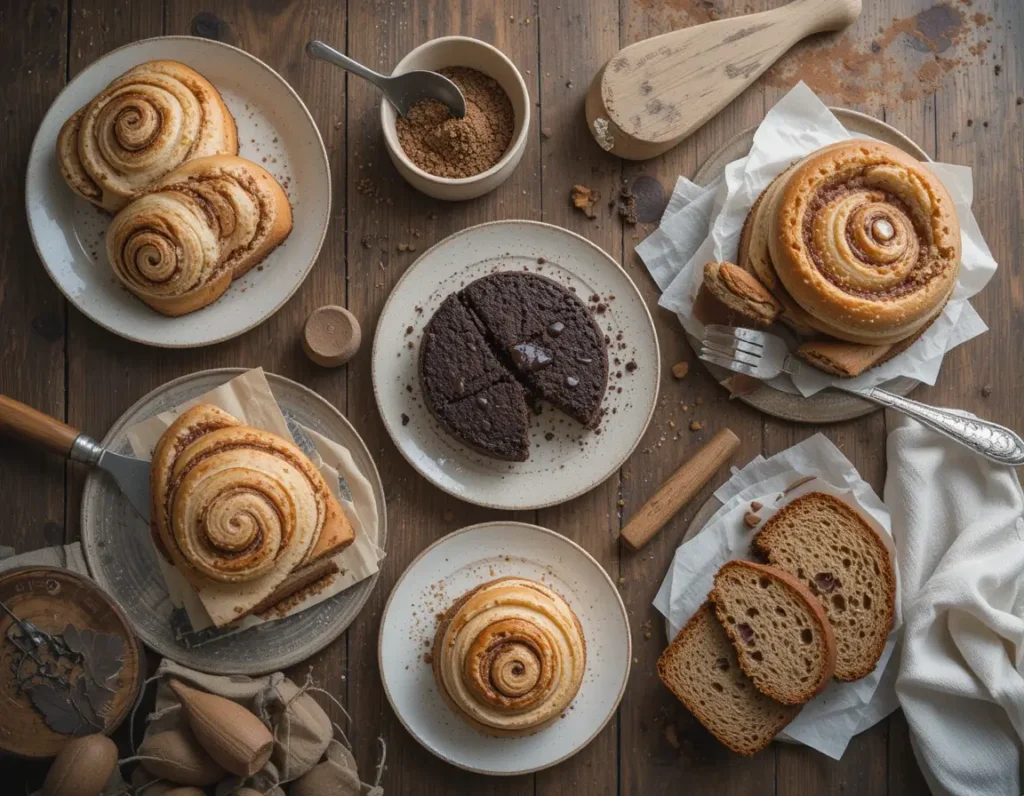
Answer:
[{"left": 699, "top": 325, "right": 764, "bottom": 377}]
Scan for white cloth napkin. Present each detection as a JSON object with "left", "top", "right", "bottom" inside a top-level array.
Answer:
[{"left": 886, "top": 415, "right": 1024, "bottom": 796}]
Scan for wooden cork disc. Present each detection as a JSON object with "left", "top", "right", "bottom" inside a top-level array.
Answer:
[
  {"left": 0, "top": 566, "right": 144, "bottom": 758},
  {"left": 303, "top": 306, "right": 362, "bottom": 367}
]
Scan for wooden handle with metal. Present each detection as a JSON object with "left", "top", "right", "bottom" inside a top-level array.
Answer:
[
  {"left": 0, "top": 395, "right": 80, "bottom": 457},
  {"left": 620, "top": 428, "right": 741, "bottom": 551}
]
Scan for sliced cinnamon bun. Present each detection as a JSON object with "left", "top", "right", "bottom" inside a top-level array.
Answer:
[
  {"left": 105, "top": 155, "right": 292, "bottom": 316},
  {"left": 57, "top": 60, "right": 238, "bottom": 212},
  {"left": 740, "top": 140, "right": 960, "bottom": 346},
  {"left": 150, "top": 404, "right": 353, "bottom": 625},
  {"left": 432, "top": 576, "right": 586, "bottom": 737}
]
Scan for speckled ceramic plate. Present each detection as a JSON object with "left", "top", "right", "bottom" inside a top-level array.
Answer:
[
  {"left": 80, "top": 369, "right": 386, "bottom": 675},
  {"left": 690, "top": 108, "right": 925, "bottom": 423},
  {"left": 26, "top": 36, "right": 330, "bottom": 348},
  {"left": 378, "top": 521, "right": 630, "bottom": 775},
  {"left": 372, "top": 220, "right": 660, "bottom": 510}
]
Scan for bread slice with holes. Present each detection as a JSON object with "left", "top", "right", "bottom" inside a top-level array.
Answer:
[
  {"left": 753, "top": 492, "right": 896, "bottom": 681},
  {"left": 710, "top": 560, "right": 836, "bottom": 704},
  {"left": 657, "top": 602, "right": 801, "bottom": 755}
]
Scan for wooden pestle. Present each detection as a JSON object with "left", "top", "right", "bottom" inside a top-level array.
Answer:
[{"left": 620, "top": 428, "right": 741, "bottom": 551}]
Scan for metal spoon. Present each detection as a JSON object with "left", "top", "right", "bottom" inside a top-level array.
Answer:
[{"left": 306, "top": 40, "right": 466, "bottom": 119}]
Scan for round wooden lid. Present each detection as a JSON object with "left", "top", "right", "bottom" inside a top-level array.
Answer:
[
  {"left": 302, "top": 305, "right": 362, "bottom": 367},
  {"left": 0, "top": 566, "right": 144, "bottom": 758}
]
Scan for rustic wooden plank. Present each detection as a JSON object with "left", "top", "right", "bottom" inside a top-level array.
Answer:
[
  {"left": 0, "top": 1, "right": 69, "bottom": 785},
  {"left": 0, "top": 0, "right": 68, "bottom": 551},
  {"left": 532, "top": 0, "right": 622, "bottom": 793},
  {"left": 343, "top": 1, "right": 540, "bottom": 791},
  {"left": 615, "top": 0, "right": 769, "bottom": 792},
  {"left": 760, "top": 0, "right": 896, "bottom": 789}
]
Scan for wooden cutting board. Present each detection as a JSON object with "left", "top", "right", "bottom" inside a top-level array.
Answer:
[{"left": 584, "top": 0, "right": 862, "bottom": 160}]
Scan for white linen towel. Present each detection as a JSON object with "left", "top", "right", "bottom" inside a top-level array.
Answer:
[{"left": 886, "top": 414, "right": 1024, "bottom": 796}]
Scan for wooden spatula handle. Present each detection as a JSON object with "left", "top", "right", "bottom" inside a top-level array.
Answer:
[
  {"left": 620, "top": 428, "right": 741, "bottom": 552},
  {"left": 0, "top": 395, "right": 80, "bottom": 457}
]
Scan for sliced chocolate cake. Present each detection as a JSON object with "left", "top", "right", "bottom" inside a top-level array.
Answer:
[
  {"left": 419, "top": 271, "right": 610, "bottom": 462},
  {"left": 463, "top": 272, "right": 608, "bottom": 428}
]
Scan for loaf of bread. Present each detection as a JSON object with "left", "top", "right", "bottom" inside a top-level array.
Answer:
[
  {"left": 753, "top": 492, "right": 896, "bottom": 681},
  {"left": 657, "top": 603, "right": 801, "bottom": 755},
  {"left": 710, "top": 560, "right": 836, "bottom": 704}
]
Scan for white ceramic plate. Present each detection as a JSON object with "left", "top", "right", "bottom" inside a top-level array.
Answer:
[
  {"left": 378, "top": 521, "right": 630, "bottom": 775},
  {"left": 25, "top": 36, "right": 330, "bottom": 348},
  {"left": 372, "top": 220, "right": 660, "bottom": 510}
]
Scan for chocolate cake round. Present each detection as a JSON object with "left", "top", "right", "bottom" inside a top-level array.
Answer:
[{"left": 419, "top": 272, "right": 608, "bottom": 461}]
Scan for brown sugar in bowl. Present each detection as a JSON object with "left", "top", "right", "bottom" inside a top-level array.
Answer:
[{"left": 381, "top": 37, "right": 530, "bottom": 201}]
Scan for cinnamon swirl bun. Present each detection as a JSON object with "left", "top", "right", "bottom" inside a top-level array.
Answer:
[
  {"left": 105, "top": 155, "right": 292, "bottom": 316},
  {"left": 57, "top": 60, "right": 238, "bottom": 212},
  {"left": 150, "top": 404, "right": 353, "bottom": 624},
  {"left": 432, "top": 577, "right": 586, "bottom": 737},
  {"left": 739, "top": 140, "right": 960, "bottom": 346}
]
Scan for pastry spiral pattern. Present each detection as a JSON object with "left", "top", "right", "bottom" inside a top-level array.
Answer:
[
  {"left": 740, "top": 140, "right": 961, "bottom": 346},
  {"left": 150, "top": 404, "right": 345, "bottom": 587},
  {"left": 432, "top": 577, "right": 586, "bottom": 737},
  {"left": 105, "top": 155, "right": 293, "bottom": 316},
  {"left": 57, "top": 60, "right": 238, "bottom": 212}
]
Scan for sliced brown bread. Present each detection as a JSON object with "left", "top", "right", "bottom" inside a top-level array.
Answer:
[
  {"left": 710, "top": 560, "right": 836, "bottom": 705},
  {"left": 657, "top": 602, "right": 801, "bottom": 755},
  {"left": 753, "top": 492, "right": 896, "bottom": 681}
]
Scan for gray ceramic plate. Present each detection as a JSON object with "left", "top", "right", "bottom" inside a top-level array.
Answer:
[
  {"left": 80, "top": 369, "right": 386, "bottom": 675},
  {"left": 689, "top": 108, "right": 925, "bottom": 423}
]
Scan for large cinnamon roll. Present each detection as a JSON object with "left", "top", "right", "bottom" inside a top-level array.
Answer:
[
  {"left": 432, "top": 577, "right": 586, "bottom": 737},
  {"left": 150, "top": 404, "right": 353, "bottom": 601},
  {"left": 105, "top": 155, "right": 292, "bottom": 316},
  {"left": 57, "top": 60, "right": 238, "bottom": 212},
  {"left": 739, "top": 140, "right": 960, "bottom": 346}
]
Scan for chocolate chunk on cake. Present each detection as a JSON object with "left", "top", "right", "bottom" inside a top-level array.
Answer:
[{"left": 418, "top": 271, "right": 610, "bottom": 461}]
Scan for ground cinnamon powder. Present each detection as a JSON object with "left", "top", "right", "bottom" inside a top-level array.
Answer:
[{"left": 396, "top": 67, "right": 514, "bottom": 179}]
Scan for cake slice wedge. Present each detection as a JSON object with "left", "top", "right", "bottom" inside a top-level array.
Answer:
[
  {"left": 752, "top": 492, "right": 896, "bottom": 681},
  {"left": 710, "top": 560, "right": 835, "bottom": 704},
  {"left": 657, "top": 602, "right": 801, "bottom": 756}
]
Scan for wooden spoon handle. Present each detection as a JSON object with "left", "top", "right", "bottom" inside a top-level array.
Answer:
[
  {"left": 0, "top": 395, "right": 80, "bottom": 457},
  {"left": 620, "top": 428, "right": 741, "bottom": 552}
]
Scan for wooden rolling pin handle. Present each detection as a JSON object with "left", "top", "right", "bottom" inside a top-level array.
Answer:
[
  {"left": 620, "top": 428, "right": 741, "bottom": 552},
  {"left": 0, "top": 395, "right": 80, "bottom": 457}
]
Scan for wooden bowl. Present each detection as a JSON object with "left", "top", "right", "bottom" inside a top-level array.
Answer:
[{"left": 0, "top": 566, "right": 144, "bottom": 758}]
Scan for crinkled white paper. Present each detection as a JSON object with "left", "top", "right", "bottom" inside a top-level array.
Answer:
[
  {"left": 653, "top": 434, "right": 902, "bottom": 759},
  {"left": 636, "top": 82, "right": 997, "bottom": 397}
]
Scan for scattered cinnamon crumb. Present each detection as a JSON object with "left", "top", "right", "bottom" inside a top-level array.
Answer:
[
  {"left": 617, "top": 187, "right": 638, "bottom": 225},
  {"left": 689, "top": 420, "right": 703, "bottom": 431},
  {"left": 641, "top": 619, "right": 653, "bottom": 640},
  {"left": 423, "top": 652, "right": 433, "bottom": 665},
  {"left": 671, "top": 361, "right": 689, "bottom": 379}
]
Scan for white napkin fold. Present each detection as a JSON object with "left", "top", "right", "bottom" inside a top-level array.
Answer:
[{"left": 886, "top": 415, "right": 1024, "bottom": 796}]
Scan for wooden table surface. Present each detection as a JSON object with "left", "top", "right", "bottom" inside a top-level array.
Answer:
[{"left": 2, "top": 0, "right": 1020, "bottom": 792}]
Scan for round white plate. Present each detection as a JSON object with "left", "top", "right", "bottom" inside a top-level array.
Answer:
[
  {"left": 26, "top": 36, "right": 330, "bottom": 348},
  {"left": 378, "top": 522, "right": 630, "bottom": 775},
  {"left": 372, "top": 220, "right": 660, "bottom": 510}
]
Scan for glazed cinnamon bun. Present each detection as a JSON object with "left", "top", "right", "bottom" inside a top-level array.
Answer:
[
  {"left": 105, "top": 155, "right": 292, "bottom": 316},
  {"left": 739, "top": 140, "right": 960, "bottom": 346},
  {"left": 57, "top": 60, "right": 238, "bottom": 212},
  {"left": 432, "top": 577, "right": 587, "bottom": 737},
  {"left": 150, "top": 404, "right": 353, "bottom": 602}
]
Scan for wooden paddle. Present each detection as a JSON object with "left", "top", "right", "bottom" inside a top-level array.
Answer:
[{"left": 585, "top": 0, "right": 862, "bottom": 160}]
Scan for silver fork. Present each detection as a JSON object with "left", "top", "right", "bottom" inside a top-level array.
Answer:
[{"left": 699, "top": 325, "right": 1024, "bottom": 467}]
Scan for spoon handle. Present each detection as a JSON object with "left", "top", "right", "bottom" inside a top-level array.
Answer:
[{"left": 306, "top": 40, "right": 390, "bottom": 91}]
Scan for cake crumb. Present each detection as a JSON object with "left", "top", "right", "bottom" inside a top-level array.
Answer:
[
  {"left": 981, "top": 384, "right": 992, "bottom": 397},
  {"left": 671, "top": 361, "right": 689, "bottom": 379},
  {"left": 689, "top": 420, "right": 703, "bottom": 431},
  {"left": 750, "top": 501, "right": 763, "bottom": 512},
  {"left": 743, "top": 512, "right": 761, "bottom": 529},
  {"left": 571, "top": 184, "right": 600, "bottom": 219}
]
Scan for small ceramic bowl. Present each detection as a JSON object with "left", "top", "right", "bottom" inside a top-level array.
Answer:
[{"left": 380, "top": 36, "right": 530, "bottom": 201}]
